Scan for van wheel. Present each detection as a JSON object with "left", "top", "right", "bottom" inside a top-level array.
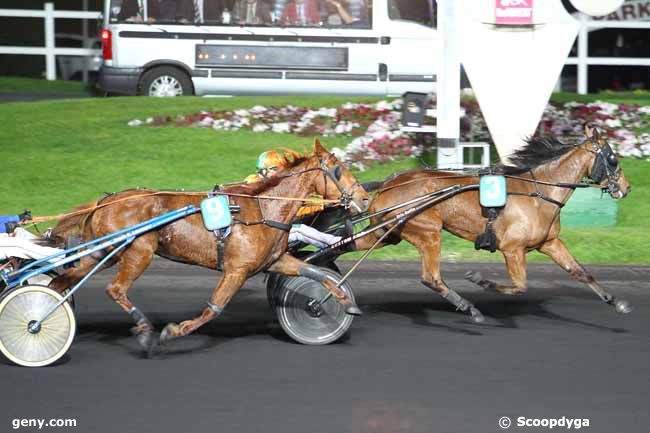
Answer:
[{"left": 139, "top": 66, "right": 193, "bottom": 97}]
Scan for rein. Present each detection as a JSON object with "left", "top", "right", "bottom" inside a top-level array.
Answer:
[{"left": 27, "top": 189, "right": 341, "bottom": 225}]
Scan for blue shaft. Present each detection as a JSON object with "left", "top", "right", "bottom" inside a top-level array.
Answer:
[{"left": 4, "top": 205, "right": 200, "bottom": 288}]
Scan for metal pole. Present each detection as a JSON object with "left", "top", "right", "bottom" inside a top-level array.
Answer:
[
  {"left": 82, "top": 0, "right": 89, "bottom": 84},
  {"left": 577, "top": 13, "right": 588, "bottom": 95},
  {"left": 436, "top": 0, "right": 461, "bottom": 168},
  {"left": 44, "top": 2, "right": 56, "bottom": 80}
]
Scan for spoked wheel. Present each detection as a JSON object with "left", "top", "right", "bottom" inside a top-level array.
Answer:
[
  {"left": 0, "top": 285, "right": 76, "bottom": 367},
  {"left": 273, "top": 268, "right": 355, "bottom": 345}
]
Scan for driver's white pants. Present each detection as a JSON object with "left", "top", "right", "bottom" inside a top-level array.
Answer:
[
  {"left": 0, "top": 228, "right": 63, "bottom": 263},
  {"left": 288, "top": 224, "right": 341, "bottom": 249}
]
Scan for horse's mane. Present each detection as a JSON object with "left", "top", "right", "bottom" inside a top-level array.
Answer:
[
  {"left": 225, "top": 150, "right": 312, "bottom": 195},
  {"left": 498, "top": 136, "right": 577, "bottom": 175}
]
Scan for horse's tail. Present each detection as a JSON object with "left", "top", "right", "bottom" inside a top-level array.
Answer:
[{"left": 46, "top": 199, "right": 100, "bottom": 248}]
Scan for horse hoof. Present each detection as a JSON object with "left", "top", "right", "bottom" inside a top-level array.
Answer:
[
  {"left": 614, "top": 299, "right": 632, "bottom": 314},
  {"left": 345, "top": 305, "right": 363, "bottom": 316},
  {"left": 465, "top": 271, "right": 483, "bottom": 284},
  {"left": 159, "top": 322, "right": 180, "bottom": 344},
  {"left": 469, "top": 307, "right": 485, "bottom": 324}
]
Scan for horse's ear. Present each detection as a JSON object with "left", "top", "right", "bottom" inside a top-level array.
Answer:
[
  {"left": 313, "top": 139, "right": 328, "bottom": 155},
  {"left": 584, "top": 124, "right": 594, "bottom": 138}
]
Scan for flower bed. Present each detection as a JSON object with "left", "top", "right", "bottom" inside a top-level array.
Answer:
[{"left": 129, "top": 94, "right": 650, "bottom": 168}]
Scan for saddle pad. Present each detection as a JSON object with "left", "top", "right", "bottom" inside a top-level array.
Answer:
[
  {"left": 479, "top": 175, "right": 507, "bottom": 208},
  {"left": 201, "top": 196, "right": 232, "bottom": 231}
]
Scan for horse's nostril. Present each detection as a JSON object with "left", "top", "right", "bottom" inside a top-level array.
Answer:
[{"left": 627, "top": 186, "right": 632, "bottom": 194}]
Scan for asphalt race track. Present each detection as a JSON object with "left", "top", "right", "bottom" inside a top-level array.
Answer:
[{"left": 1, "top": 260, "right": 649, "bottom": 433}]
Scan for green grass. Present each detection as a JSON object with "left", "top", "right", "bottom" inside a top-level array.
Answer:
[
  {"left": 0, "top": 93, "right": 648, "bottom": 264},
  {"left": 0, "top": 77, "right": 91, "bottom": 94}
]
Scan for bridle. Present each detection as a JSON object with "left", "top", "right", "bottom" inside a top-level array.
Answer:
[
  {"left": 318, "top": 153, "right": 365, "bottom": 212},
  {"left": 267, "top": 153, "right": 364, "bottom": 212},
  {"left": 585, "top": 134, "right": 622, "bottom": 197}
]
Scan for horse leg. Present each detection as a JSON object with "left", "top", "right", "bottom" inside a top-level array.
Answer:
[
  {"left": 538, "top": 238, "right": 631, "bottom": 313},
  {"left": 401, "top": 228, "right": 485, "bottom": 323},
  {"left": 267, "top": 253, "right": 362, "bottom": 315},
  {"left": 159, "top": 270, "right": 248, "bottom": 343},
  {"left": 104, "top": 236, "right": 158, "bottom": 352},
  {"left": 466, "top": 249, "right": 528, "bottom": 295}
]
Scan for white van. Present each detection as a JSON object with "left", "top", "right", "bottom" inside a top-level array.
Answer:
[{"left": 99, "top": 0, "right": 438, "bottom": 96}]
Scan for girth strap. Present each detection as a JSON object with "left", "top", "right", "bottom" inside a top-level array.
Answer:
[{"left": 233, "top": 218, "right": 292, "bottom": 232}]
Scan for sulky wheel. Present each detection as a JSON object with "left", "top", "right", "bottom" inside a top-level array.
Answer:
[
  {"left": 273, "top": 268, "right": 355, "bottom": 345},
  {"left": 0, "top": 285, "right": 76, "bottom": 367}
]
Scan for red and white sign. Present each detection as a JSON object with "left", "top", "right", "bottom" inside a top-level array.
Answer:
[{"left": 495, "top": 0, "right": 534, "bottom": 25}]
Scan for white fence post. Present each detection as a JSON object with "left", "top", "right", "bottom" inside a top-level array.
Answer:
[
  {"left": 44, "top": 2, "right": 56, "bottom": 81},
  {"left": 577, "top": 13, "right": 589, "bottom": 95}
]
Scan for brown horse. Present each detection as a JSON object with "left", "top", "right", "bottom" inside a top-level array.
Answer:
[
  {"left": 355, "top": 126, "right": 632, "bottom": 322},
  {"left": 49, "top": 141, "right": 369, "bottom": 352}
]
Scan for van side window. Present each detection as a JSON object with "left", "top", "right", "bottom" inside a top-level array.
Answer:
[
  {"left": 110, "top": 0, "right": 371, "bottom": 28},
  {"left": 388, "top": 0, "right": 435, "bottom": 28}
]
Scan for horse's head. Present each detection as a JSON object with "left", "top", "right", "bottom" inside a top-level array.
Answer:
[
  {"left": 583, "top": 125, "right": 631, "bottom": 199},
  {"left": 311, "top": 140, "right": 369, "bottom": 214}
]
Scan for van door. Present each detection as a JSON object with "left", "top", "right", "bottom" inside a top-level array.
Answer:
[{"left": 378, "top": 0, "right": 438, "bottom": 95}]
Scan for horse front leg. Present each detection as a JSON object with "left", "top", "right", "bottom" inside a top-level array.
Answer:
[
  {"left": 267, "top": 253, "right": 362, "bottom": 316},
  {"left": 466, "top": 248, "right": 528, "bottom": 295},
  {"left": 159, "top": 270, "right": 248, "bottom": 344},
  {"left": 538, "top": 238, "right": 631, "bottom": 314}
]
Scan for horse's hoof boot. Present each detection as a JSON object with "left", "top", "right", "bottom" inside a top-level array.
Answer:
[
  {"left": 469, "top": 307, "right": 485, "bottom": 324},
  {"left": 614, "top": 299, "right": 632, "bottom": 314},
  {"left": 345, "top": 305, "right": 363, "bottom": 316}
]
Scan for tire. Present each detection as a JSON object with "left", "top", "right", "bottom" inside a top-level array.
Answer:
[
  {"left": 139, "top": 66, "right": 193, "bottom": 97},
  {"left": 0, "top": 285, "right": 76, "bottom": 367},
  {"left": 274, "top": 268, "right": 355, "bottom": 345}
]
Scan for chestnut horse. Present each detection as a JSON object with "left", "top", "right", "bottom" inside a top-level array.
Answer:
[
  {"left": 356, "top": 127, "right": 632, "bottom": 322},
  {"left": 49, "top": 141, "right": 369, "bottom": 352}
]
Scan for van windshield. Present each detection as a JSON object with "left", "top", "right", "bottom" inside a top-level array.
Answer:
[
  {"left": 109, "top": 0, "right": 372, "bottom": 29},
  {"left": 388, "top": 0, "right": 435, "bottom": 28}
]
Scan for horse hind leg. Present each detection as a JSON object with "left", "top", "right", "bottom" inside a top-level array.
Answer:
[
  {"left": 159, "top": 269, "right": 249, "bottom": 343},
  {"left": 538, "top": 238, "right": 631, "bottom": 314},
  {"left": 104, "top": 235, "right": 158, "bottom": 353},
  {"left": 465, "top": 249, "right": 528, "bottom": 295},
  {"left": 400, "top": 223, "right": 485, "bottom": 323}
]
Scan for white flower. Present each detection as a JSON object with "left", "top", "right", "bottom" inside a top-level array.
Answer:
[
  {"left": 198, "top": 116, "right": 214, "bottom": 127},
  {"left": 249, "top": 105, "right": 267, "bottom": 114},
  {"left": 252, "top": 123, "right": 270, "bottom": 132},
  {"left": 604, "top": 118, "right": 622, "bottom": 128},
  {"left": 128, "top": 119, "right": 143, "bottom": 126},
  {"left": 271, "top": 122, "right": 290, "bottom": 133}
]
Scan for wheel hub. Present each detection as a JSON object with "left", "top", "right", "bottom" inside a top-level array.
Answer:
[
  {"left": 305, "top": 298, "right": 323, "bottom": 317},
  {"left": 27, "top": 320, "right": 41, "bottom": 334}
]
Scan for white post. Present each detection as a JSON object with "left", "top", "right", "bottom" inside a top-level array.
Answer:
[
  {"left": 82, "top": 0, "right": 89, "bottom": 83},
  {"left": 44, "top": 2, "right": 56, "bottom": 81},
  {"left": 436, "top": 0, "right": 461, "bottom": 169},
  {"left": 577, "top": 13, "right": 588, "bottom": 95}
]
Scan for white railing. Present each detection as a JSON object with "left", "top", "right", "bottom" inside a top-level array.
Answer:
[
  {"left": 567, "top": 14, "right": 650, "bottom": 94},
  {"left": 0, "top": 2, "right": 102, "bottom": 81}
]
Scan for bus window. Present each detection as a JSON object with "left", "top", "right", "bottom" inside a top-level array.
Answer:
[{"left": 388, "top": 0, "right": 435, "bottom": 28}]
